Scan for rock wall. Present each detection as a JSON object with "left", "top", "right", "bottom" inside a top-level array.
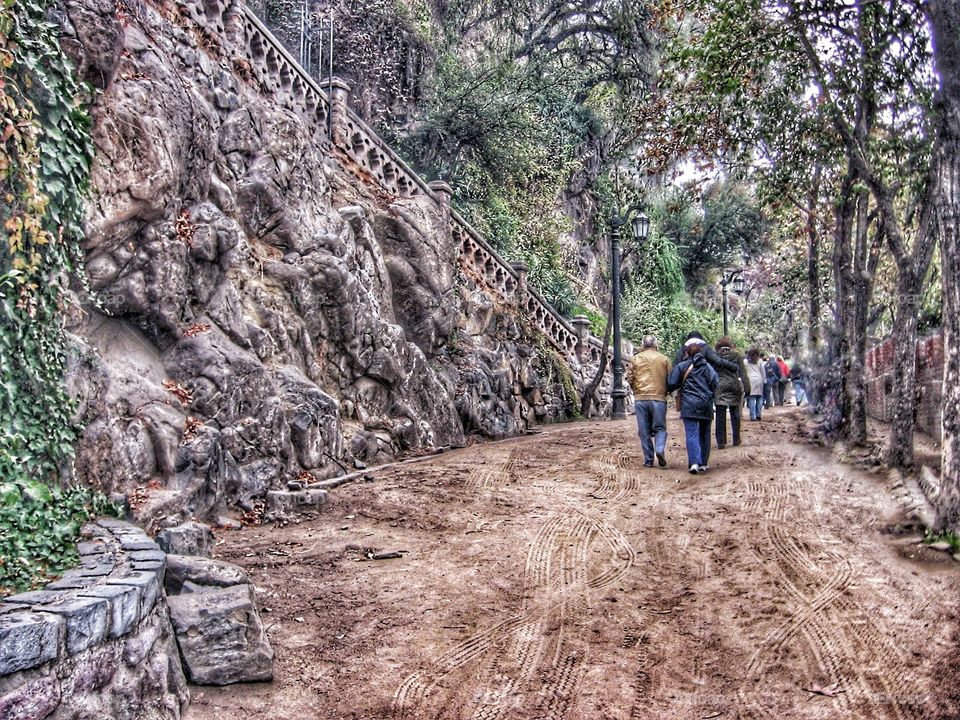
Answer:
[
  {"left": 865, "top": 332, "right": 943, "bottom": 440},
  {"left": 0, "top": 520, "right": 188, "bottom": 720},
  {"left": 58, "top": 0, "right": 611, "bottom": 525}
]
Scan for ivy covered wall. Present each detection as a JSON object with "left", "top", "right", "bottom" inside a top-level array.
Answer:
[{"left": 0, "top": 0, "right": 93, "bottom": 484}]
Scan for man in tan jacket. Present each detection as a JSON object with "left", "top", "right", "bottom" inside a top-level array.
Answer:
[{"left": 625, "top": 335, "right": 672, "bottom": 467}]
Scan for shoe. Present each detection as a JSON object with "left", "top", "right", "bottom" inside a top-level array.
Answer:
[
  {"left": 700, "top": 465, "right": 709, "bottom": 472},
  {"left": 656, "top": 451, "right": 667, "bottom": 468},
  {"left": 717, "top": 444, "right": 726, "bottom": 450},
  {"left": 643, "top": 462, "right": 653, "bottom": 468},
  {"left": 733, "top": 439, "right": 741, "bottom": 446},
  {"left": 689, "top": 464, "right": 700, "bottom": 474}
]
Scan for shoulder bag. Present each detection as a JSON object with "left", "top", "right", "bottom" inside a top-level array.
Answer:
[{"left": 675, "top": 363, "right": 694, "bottom": 411}]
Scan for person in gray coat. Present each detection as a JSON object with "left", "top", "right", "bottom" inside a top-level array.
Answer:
[
  {"left": 668, "top": 338, "right": 719, "bottom": 474},
  {"left": 713, "top": 337, "right": 750, "bottom": 448}
]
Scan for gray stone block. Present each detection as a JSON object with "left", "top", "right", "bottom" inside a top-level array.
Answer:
[
  {"left": 265, "top": 488, "right": 328, "bottom": 519},
  {"left": 156, "top": 521, "right": 214, "bottom": 557},
  {"left": 106, "top": 571, "right": 159, "bottom": 620},
  {"left": 73, "top": 563, "right": 115, "bottom": 577},
  {"left": 118, "top": 537, "right": 161, "bottom": 552},
  {"left": 164, "top": 555, "right": 248, "bottom": 594},
  {"left": 131, "top": 560, "right": 166, "bottom": 586},
  {"left": 77, "top": 540, "right": 109, "bottom": 556},
  {"left": 123, "top": 620, "right": 161, "bottom": 666},
  {"left": 3, "top": 590, "right": 62, "bottom": 606},
  {"left": 45, "top": 572, "right": 97, "bottom": 591},
  {"left": 128, "top": 549, "right": 167, "bottom": 563},
  {"left": 97, "top": 517, "right": 135, "bottom": 531},
  {"left": 0, "top": 675, "right": 60, "bottom": 719},
  {"left": 79, "top": 583, "right": 141, "bottom": 638},
  {"left": 167, "top": 584, "right": 273, "bottom": 685},
  {"left": 79, "top": 553, "right": 112, "bottom": 569},
  {"left": 42, "top": 596, "right": 109, "bottom": 655},
  {"left": 0, "top": 611, "right": 61, "bottom": 675}
]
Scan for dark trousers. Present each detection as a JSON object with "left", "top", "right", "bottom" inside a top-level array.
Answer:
[
  {"left": 763, "top": 382, "right": 774, "bottom": 408},
  {"left": 715, "top": 404, "right": 741, "bottom": 447},
  {"left": 682, "top": 418, "right": 712, "bottom": 467},
  {"left": 776, "top": 381, "right": 787, "bottom": 406}
]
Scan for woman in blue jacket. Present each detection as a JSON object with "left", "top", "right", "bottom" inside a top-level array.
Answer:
[{"left": 668, "top": 338, "right": 720, "bottom": 474}]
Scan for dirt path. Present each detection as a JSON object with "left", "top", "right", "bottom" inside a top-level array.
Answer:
[{"left": 185, "top": 408, "right": 960, "bottom": 719}]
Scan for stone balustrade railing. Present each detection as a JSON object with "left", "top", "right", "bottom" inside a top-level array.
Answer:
[
  {"left": 183, "top": 0, "right": 612, "bottom": 364},
  {"left": 186, "top": 0, "right": 333, "bottom": 143}
]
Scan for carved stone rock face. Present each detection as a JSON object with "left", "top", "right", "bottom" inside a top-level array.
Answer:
[{"left": 61, "top": 0, "right": 607, "bottom": 523}]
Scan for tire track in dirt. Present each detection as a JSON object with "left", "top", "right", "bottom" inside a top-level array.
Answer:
[
  {"left": 738, "top": 472, "right": 926, "bottom": 719},
  {"left": 393, "top": 501, "right": 637, "bottom": 719},
  {"left": 467, "top": 447, "right": 522, "bottom": 490}
]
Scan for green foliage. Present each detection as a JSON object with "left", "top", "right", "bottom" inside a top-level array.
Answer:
[
  {"left": 652, "top": 182, "right": 767, "bottom": 288},
  {"left": 620, "top": 280, "right": 725, "bottom": 359},
  {"left": 534, "top": 334, "right": 580, "bottom": 417},
  {"left": 0, "top": 0, "right": 94, "bottom": 483},
  {"left": 923, "top": 530, "right": 960, "bottom": 554},
  {"left": 0, "top": 480, "right": 120, "bottom": 596},
  {"left": 399, "top": 52, "right": 595, "bottom": 313}
]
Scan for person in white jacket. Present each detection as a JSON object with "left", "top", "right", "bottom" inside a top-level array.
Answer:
[{"left": 745, "top": 348, "right": 765, "bottom": 421}]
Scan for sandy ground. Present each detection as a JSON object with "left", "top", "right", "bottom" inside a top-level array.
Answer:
[{"left": 184, "top": 407, "right": 960, "bottom": 720}]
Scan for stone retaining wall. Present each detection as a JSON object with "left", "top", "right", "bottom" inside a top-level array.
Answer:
[
  {"left": 0, "top": 520, "right": 187, "bottom": 720},
  {"left": 865, "top": 332, "right": 944, "bottom": 441},
  {"left": 212, "top": 0, "right": 619, "bottom": 366}
]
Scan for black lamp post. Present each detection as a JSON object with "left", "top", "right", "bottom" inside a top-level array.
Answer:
[
  {"left": 719, "top": 269, "right": 746, "bottom": 337},
  {"left": 609, "top": 206, "right": 651, "bottom": 419}
]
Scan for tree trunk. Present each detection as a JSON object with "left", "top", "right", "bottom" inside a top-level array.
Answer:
[
  {"left": 806, "top": 167, "right": 822, "bottom": 354},
  {"left": 929, "top": 0, "right": 960, "bottom": 532},
  {"left": 580, "top": 301, "right": 613, "bottom": 418},
  {"left": 830, "top": 170, "right": 857, "bottom": 429},
  {"left": 888, "top": 267, "right": 922, "bottom": 468},
  {"left": 845, "top": 187, "right": 871, "bottom": 447}
]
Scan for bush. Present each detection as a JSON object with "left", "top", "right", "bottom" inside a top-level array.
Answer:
[{"left": 0, "top": 481, "right": 120, "bottom": 596}]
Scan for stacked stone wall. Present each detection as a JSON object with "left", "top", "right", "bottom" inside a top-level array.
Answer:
[
  {"left": 0, "top": 521, "right": 187, "bottom": 720},
  {"left": 864, "top": 332, "right": 944, "bottom": 440}
]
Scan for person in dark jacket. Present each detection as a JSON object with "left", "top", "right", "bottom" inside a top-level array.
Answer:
[
  {"left": 673, "top": 331, "right": 740, "bottom": 375},
  {"left": 762, "top": 354, "right": 781, "bottom": 408},
  {"left": 713, "top": 337, "right": 750, "bottom": 448},
  {"left": 790, "top": 363, "right": 808, "bottom": 406},
  {"left": 668, "top": 338, "right": 719, "bottom": 474}
]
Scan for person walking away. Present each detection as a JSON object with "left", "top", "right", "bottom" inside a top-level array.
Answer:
[
  {"left": 745, "top": 348, "right": 765, "bottom": 421},
  {"left": 776, "top": 355, "right": 790, "bottom": 405},
  {"left": 625, "top": 335, "right": 672, "bottom": 467},
  {"left": 763, "top": 354, "right": 781, "bottom": 408},
  {"left": 790, "top": 362, "right": 808, "bottom": 406},
  {"left": 713, "top": 337, "right": 749, "bottom": 448},
  {"left": 668, "top": 338, "right": 719, "bottom": 474},
  {"left": 673, "top": 331, "right": 740, "bottom": 376}
]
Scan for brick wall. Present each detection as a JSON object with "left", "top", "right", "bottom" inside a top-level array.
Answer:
[{"left": 865, "top": 332, "right": 944, "bottom": 440}]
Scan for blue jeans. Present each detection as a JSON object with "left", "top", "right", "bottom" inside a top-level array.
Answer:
[
  {"left": 682, "top": 418, "right": 712, "bottom": 467},
  {"left": 634, "top": 400, "right": 667, "bottom": 464},
  {"left": 746, "top": 395, "right": 763, "bottom": 420},
  {"left": 794, "top": 382, "right": 807, "bottom": 405}
]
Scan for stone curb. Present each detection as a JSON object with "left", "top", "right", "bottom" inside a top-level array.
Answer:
[{"left": 0, "top": 519, "right": 167, "bottom": 676}]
